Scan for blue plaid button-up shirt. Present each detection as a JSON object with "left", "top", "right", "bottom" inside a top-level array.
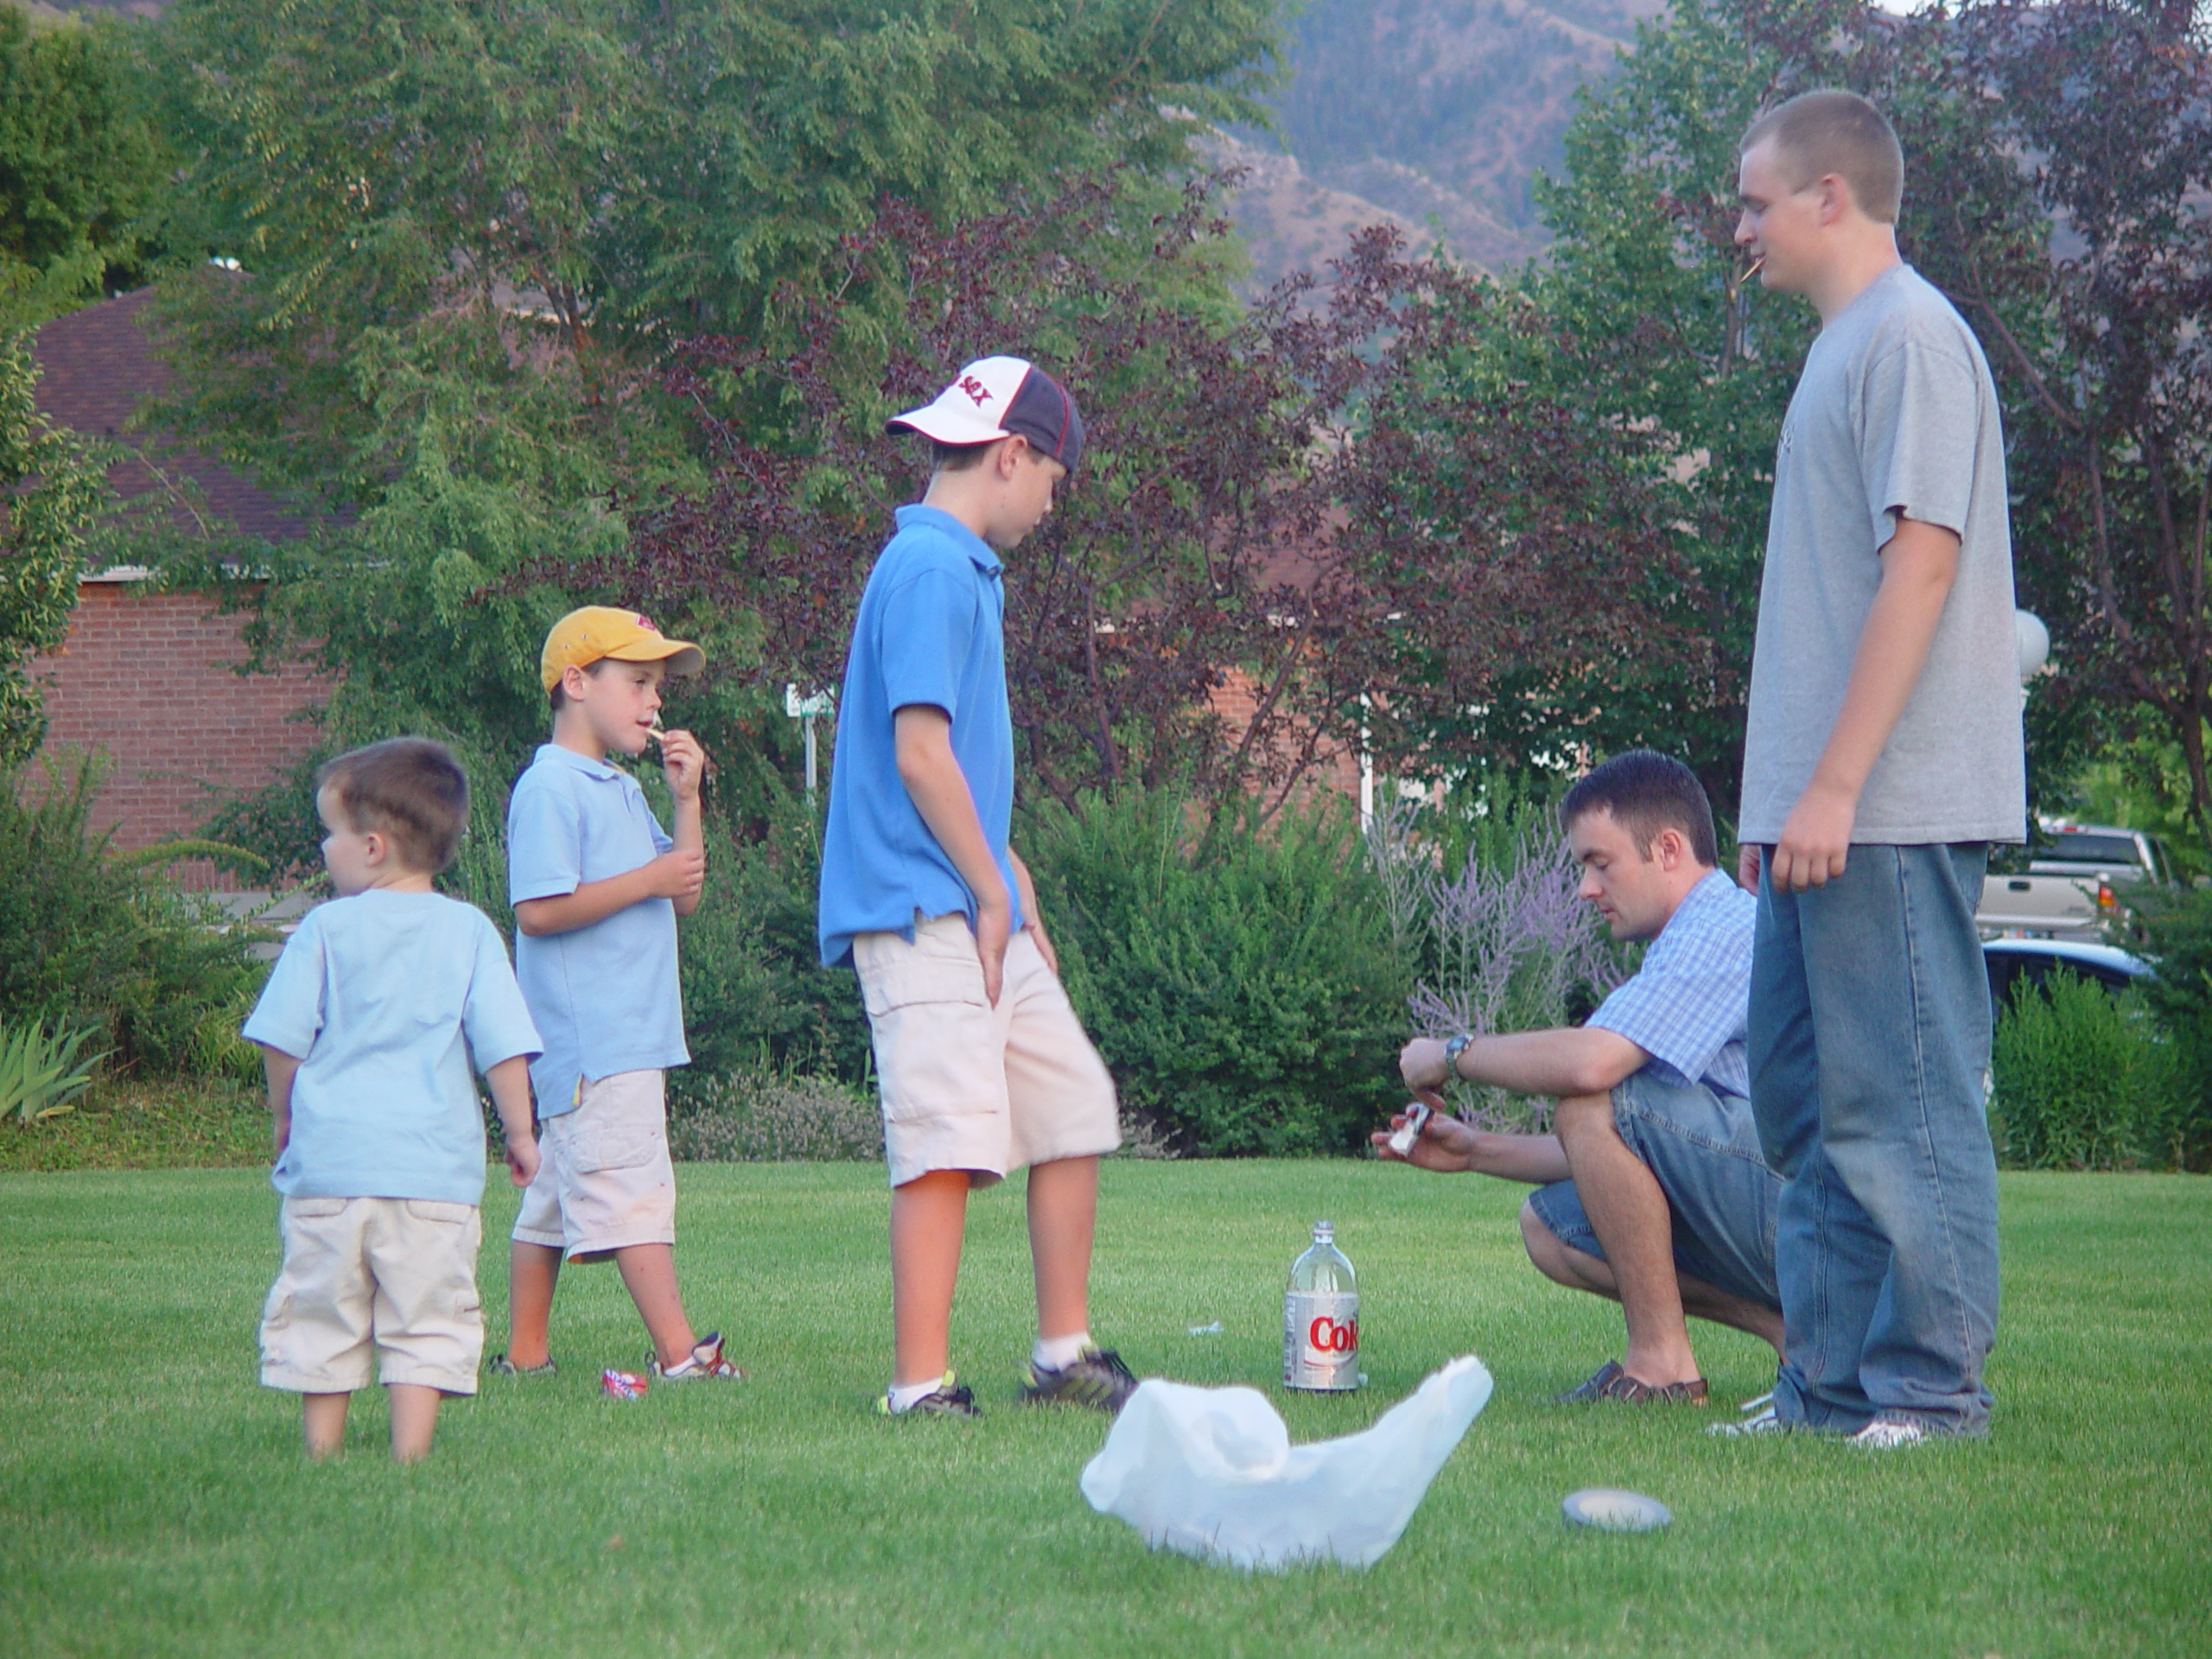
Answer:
[{"left": 1586, "top": 868, "right": 1755, "bottom": 1097}]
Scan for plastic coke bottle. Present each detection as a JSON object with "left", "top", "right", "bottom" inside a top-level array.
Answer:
[{"left": 1283, "top": 1220, "right": 1359, "bottom": 1391}]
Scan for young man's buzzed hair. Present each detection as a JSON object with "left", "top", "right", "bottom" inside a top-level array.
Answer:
[
  {"left": 1741, "top": 89, "right": 1904, "bottom": 225},
  {"left": 317, "top": 738, "right": 470, "bottom": 873},
  {"left": 1560, "top": 750, "right": 1720, "bottom": 868}
]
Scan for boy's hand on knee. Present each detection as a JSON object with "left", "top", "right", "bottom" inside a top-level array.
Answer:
[
  {"left": 976, "top": 895, "right": 1012, "bottom": 1006},
  {"left": 1024, "top": 917, "right": 1059, "bottom": 977}
]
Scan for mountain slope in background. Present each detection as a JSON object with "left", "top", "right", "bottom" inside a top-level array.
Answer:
[
  {"left": 19, "top": 0, "right": 1644, "bottom": 285},
  {"left": 1232, "top": 0, "right": 1667, "bottom": 282}
]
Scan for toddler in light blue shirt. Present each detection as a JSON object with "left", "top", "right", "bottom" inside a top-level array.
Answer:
[{"left": 244, "top": 739, "right": 541, "bottom": 1462}]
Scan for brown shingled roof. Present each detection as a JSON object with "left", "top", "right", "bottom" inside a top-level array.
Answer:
[{"left": 30, "top": 288, "right": 315, "bottom": 545}]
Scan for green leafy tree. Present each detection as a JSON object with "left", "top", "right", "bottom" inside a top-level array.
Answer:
[
  {"left": 1430, "top": 0, "right": 2204, "bottom": 841},
  {"left": 1391, "top": 0, "right": 1831, "bottom": 811},
  {"left": 0, "top": 6, "right": 170, "bottom": 328},
  {"left": 1930, "top": 0, "right": 2212, "bottom": 858},
  {"left": 0, "top": 334, "right": 108, "bottom": 763},
  {"left": 144, "top": 0, "right": 1281, "bottom": 804}
]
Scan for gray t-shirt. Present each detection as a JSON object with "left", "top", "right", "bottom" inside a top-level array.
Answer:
[{"left": 1739, "top": 264, "right": 2026, "bottom": 846}]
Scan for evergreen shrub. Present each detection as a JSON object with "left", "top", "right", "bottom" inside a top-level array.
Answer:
[
  {"left": 1990, "top": 969, "right": 2172, "bottom": 1170},
  {"left": 674, "top": 779, "right": 871, "bottom": 1097},
  {"left": 1020, "top": 786, "right": 1409, "bottom": 1157},
  {"left": 0, "top": 755, "right": 269, "bottom": 1077},
  {"left": 2126, "top": 883, "right": 2212, "bottom": 1171}
]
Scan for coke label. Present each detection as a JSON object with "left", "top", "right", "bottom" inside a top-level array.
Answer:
[{"left": 1283, "top": 1288, "right": 1360, "bottom": 1390}]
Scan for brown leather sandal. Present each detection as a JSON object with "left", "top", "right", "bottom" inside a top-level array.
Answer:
[{"left": 1555, "top": 1359, "right": 1710, "bottom": 1405}]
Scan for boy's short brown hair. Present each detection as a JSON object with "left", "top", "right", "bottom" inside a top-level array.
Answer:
[
  {"left": 929, "top": 438, "right": 999, "bottom": 474},
  {"left": 1741, "top": 89, "right": 1904, "bottom": 225},
  {"left": 316, "top": 738, "right": 470, "bottom": 874}
]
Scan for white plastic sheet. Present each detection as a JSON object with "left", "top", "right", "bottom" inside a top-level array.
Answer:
[{"left": 1079, "top": 1354, "right": 1494, "bottom": 1571}]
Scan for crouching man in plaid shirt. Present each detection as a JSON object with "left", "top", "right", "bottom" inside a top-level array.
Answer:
[{"left": 1381, "top": 751, "right": 1783, "bottom": 1407}]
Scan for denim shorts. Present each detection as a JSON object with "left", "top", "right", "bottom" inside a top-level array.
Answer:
[{"left": 1525, "top": 1067, "right": 1782, "bottom": 1313}]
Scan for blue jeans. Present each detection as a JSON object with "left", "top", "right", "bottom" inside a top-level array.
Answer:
[
  {"left": 1526, "top": 1067, "right": 1782, "bottom": 1314},
  {"left": 1750, "top": 843, "right": 1999, "bottom": 1434}
]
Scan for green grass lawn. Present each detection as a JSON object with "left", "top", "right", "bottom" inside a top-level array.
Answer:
[{"left": 3, "top": 1161, "right": 2206, "bottom": 1658}]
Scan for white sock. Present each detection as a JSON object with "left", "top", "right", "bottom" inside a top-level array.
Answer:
[
  {"left": 1033, "top": 1332, "right": 1091, "bottom": 1372},
  {"left": 887, "top": 1376, "right": 944, "bottom": 1414}
]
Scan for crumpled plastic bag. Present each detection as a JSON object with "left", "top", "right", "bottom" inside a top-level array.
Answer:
[{"left": 1078, "top": 1354, "right": 1493, "bottom": 1571}]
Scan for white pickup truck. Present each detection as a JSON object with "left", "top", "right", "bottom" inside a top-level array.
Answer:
[{"left": 1975, "top": 823, "right": 2177, "bottom": 940}]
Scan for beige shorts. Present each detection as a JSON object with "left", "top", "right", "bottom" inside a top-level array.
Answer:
[
  {"left": 855, "top": 913, "right": 1120, "bottom": 1188},
  {"left": 259, "top": 1196, "right": 484, "bottom": 1395},
  {"left": 511, "top": 1069, "right": 677, "bottom": 1260}
]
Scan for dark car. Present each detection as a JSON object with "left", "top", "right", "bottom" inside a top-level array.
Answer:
[{"left": 1982, "top": 937, "right": 2151, "bottom": 1016}]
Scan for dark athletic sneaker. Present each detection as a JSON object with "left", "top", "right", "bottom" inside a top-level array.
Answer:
[
  {"left": 1022, "top": 1346, "right": 1139, "bottom": 1413},
  {"left": 879, "top": 1372, "right": 981, "bottom": 1420},
  {"left": 486, "top": 1354, "right": 557, "bottom": 1378}
]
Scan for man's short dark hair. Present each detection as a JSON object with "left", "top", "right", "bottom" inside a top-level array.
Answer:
[
  {"left": 1560, "top": 751, "right": 1719, "bottom": 868},
  {"left": 1741, "top": 89, "right": 1904, "bottom": 224},
  {"left": 316, "top": 738, "right": 470, "bottom": 874}
]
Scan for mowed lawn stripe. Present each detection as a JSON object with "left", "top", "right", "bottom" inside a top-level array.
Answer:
[{"left": 1, "top": 1164, "right": 2206, "bottom": 1657}]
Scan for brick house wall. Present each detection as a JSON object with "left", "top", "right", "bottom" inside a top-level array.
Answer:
[
  {"left": 29, "top": 579, "right": 329, "bottom": 874},
  {"left": 27, "top": 289, "right": 332, "bottom": 880}
]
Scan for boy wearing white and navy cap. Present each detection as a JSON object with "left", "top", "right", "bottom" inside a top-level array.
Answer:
[{"left": 819, "top": 356, "right": 1133, "bottom": 1419}]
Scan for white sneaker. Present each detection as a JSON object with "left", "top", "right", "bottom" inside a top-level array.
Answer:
[
  {"left": 1707, "top": 1404, "right": 1784, "bottom": 1438},
  {"left": 1847, "top": 1416, "right": 1928, "bottom": 1450}
]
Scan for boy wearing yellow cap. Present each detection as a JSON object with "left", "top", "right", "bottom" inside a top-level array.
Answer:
[{"left": 492, "top": 607, "right": 743, "bottom": 1382}]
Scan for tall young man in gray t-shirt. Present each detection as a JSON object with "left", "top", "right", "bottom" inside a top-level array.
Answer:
[{"left": 1731, "top": 92, "right": 2024, "bottom": 1445}]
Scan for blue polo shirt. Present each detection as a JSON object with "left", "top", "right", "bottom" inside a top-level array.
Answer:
[
  {"left": 818, "top": 505, "right": 1021, "bottom": 968},
  {"left": 242, "top": 890, "right": 543, "bottom": 1205},
  {"left": 507, "top": 743, "right": 689, "bottom": 1116}
]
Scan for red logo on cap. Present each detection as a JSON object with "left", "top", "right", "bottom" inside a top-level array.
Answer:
[
  {"left": 957, "top": 375, "right": 994, "bottom": 408},
  {"left": 633, "top": 613, "right": 659, "bottom": 632}
]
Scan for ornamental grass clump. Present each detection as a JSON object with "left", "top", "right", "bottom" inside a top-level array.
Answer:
[
  {"left": 1371, "top": 790, "right": 1628, "bottom": 1134},
  {"left": 668, "top": 1069, "right": 883, "bottom": 1163},
  {"left": 1990, "top": 969, "right": 2170, "bottom": 1172},
  {"left": 0, "top": 1019, "right": 105, "bottom": 1124}
]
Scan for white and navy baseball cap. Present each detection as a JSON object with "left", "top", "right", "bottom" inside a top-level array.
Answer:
[{"left": 886, "top": 355, "right": 1086, "bottom": 473}]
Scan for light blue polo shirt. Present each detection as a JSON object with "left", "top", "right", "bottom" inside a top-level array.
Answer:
[
  {"left": 507, "top": 743, "right": 689, "bottom": 1116},
  {"left": 242, "top": 890, "right": 543, "bottom": 1205},
  {"left": 818, "top": 504, "right": 1020, "bottom": 968}
]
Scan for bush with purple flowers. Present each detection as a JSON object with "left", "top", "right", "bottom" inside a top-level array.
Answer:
[{"left": 1370, "top": 785, "right": 1628, "bottom": 1133}]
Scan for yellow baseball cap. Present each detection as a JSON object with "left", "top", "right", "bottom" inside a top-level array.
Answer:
[{"left": 539, "top": 607, "right": 705, "bottom": 693}]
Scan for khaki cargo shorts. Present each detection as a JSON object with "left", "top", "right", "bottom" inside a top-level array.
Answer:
[
  {"left": 854, "top": 912, "right": 1120, "bottom": 1188},
  {"left": 511, "top": 1069, "right": 677, "bottom": 1261},
  {"left": 259, "top": 1195, "right": 484, "bottom": 1395}
]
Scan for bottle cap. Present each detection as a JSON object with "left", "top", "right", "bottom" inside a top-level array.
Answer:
[{"left": 1313, "top": 1220, "right": 1333, "bottom": 1242}]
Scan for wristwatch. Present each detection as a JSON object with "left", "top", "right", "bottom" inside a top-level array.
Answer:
[{"left": 1442, "top": 1032, "right": 1474, "bottom": 1082}]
